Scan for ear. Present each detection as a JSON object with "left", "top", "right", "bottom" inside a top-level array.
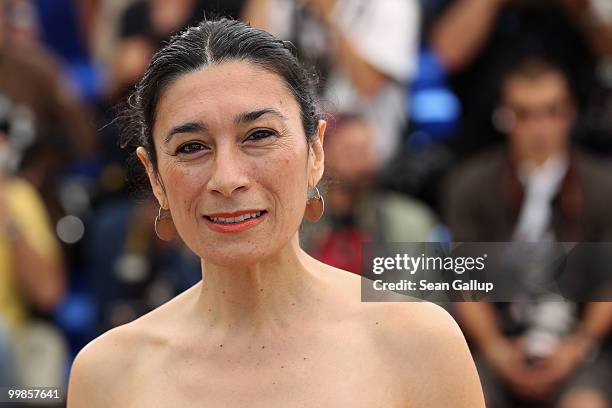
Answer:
[
  {"left": 493, "top": 106, "right": 515, "bottom": 134},
  {"left": 136, "top": 146, "right": 168, "bottom": 208},
  {"left": 308, "top": 119, "right": 326, "bottom": 187}
]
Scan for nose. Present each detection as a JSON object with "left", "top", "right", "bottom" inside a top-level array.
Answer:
[
  {"left": 206, "top": 143, "right": 250, "bottom": 197},
  {"left": 524, "top": 115, "right": 553, "bottom": 138}
]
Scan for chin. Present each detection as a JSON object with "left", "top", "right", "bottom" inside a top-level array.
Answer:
[{"left": 199, "top": 243, "right": 276, "bottom": 268}]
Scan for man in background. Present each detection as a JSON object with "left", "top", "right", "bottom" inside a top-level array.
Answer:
[
  {"left": 300, "top": 114, "right": 438, "bottom": 274},
  {"left": 443, "top": 56, "right": 612, "bottom": 407},
  {"left": 429, "top": 0, "right": 597, "bottom": 157}
]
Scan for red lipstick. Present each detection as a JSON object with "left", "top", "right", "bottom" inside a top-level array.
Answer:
[{"left": 204, "top": 209, "right": 268, "bottom": 234}]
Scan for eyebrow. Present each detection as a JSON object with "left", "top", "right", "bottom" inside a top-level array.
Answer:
[
  {"left": 164, "top": 108, "right": 288, "bottom": 145},
  {"left": 234, "top": 108, "right": 288, "bottom": 125},
  {"left": 164, "top": 121, "right": 208, "bottom": 144}
]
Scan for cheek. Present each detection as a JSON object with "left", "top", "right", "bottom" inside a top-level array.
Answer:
[
  {"left": 273, "top": 157, "right": 307, "bottom": 217},
  {"left": 556, "top": 119, "right": 572, "bottom": 134},
  {"left": 159, "top": 163, "right": 204, "bottom": 222},
  {"left": 254, "top": 143, "right": 310, "bottom": 243}
]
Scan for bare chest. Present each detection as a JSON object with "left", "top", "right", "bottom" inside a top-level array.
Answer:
[{"left": 115, "top": 341, "right": 410, "bottom": 407}]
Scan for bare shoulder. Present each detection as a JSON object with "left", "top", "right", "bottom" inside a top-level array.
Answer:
[
  {"left": 368, "top": 301, "right": 485, "bottom": 407},
  {"left": 317, "top": 262, "right": 470, "bottom": 343},
  {"left": 66, "top": 320, "right": 144, "bottom": 407},
  {"left": 377, "top": 300, "right": 463, "bottom": 342},
  {"left": 315, "top": 262, "right": 484, "bottom": 407},
  {"left": 67, "top": 283, "right": 199, "bottom": 407},
  {"left": 317, "top": 262, "right": 471, "bottom": 347}
]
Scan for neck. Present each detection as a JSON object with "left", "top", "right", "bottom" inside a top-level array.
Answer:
[
  {"left": 194, "top": 233, "right": 324, "bottom": 334},
  {"left": 512, "top": 146, "right": 568, "bottom": 168}
]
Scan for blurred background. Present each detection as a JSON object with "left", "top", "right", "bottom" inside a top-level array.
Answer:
[{"left": 1, "top": 0, "right": 612, "bottom": 407}]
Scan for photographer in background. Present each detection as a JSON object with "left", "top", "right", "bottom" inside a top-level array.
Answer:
[
  {"left": 300, "top": 114, "right": 438, "bottom": 274},
  {"left": 243, "top": 0, "right": 420, "bottom": 168},
  {"left": 443, "top": 56, "right": 612, "bottom": 408},
  {"left": 0, "top": 95, "right": 67, "bottom": 387}
]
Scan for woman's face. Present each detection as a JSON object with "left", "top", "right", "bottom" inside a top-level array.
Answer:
[{"left": 137, "top": 60, "right": 325, "bottom": 267}]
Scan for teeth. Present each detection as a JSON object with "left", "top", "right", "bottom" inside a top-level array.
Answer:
[{"left": 210, "top": 211, "right": 262, "bottom": 224}]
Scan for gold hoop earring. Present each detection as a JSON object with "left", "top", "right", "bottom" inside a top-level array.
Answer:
[
  {"left": 154, "top": 207, "right": 177, "bottom": 241},
  {"left": 304, "top": 186, "right": 324, "bottom": 222}
]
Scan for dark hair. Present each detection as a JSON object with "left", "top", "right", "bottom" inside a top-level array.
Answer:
[
  {"left": 119, "top": 17, "right": 323, "bottom": 193},
  {"left": 504, "top": 55, "right": 565, "bottom": 80},
  {"left": 500, "top": 55, "right": 572, "bottom": 97}
]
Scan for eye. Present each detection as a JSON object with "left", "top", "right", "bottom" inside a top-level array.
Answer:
[
  {"left": 176, "top": 142, "right": 208, "bottom": 155},
  {"left": 245, "top": 129, "right": 275, "bottom": 142}
]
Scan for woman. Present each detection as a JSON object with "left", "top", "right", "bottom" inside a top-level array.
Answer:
[{"left": 67, "top": 18, "right": 484, "bottom": 407}]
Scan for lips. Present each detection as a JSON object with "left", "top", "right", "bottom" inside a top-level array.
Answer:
[
  {"left": 203, "top": 209, "right": 268, "bottom": 234},
  {"left": 205, "top": 209, "right": 267, "bottom": 218}
]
